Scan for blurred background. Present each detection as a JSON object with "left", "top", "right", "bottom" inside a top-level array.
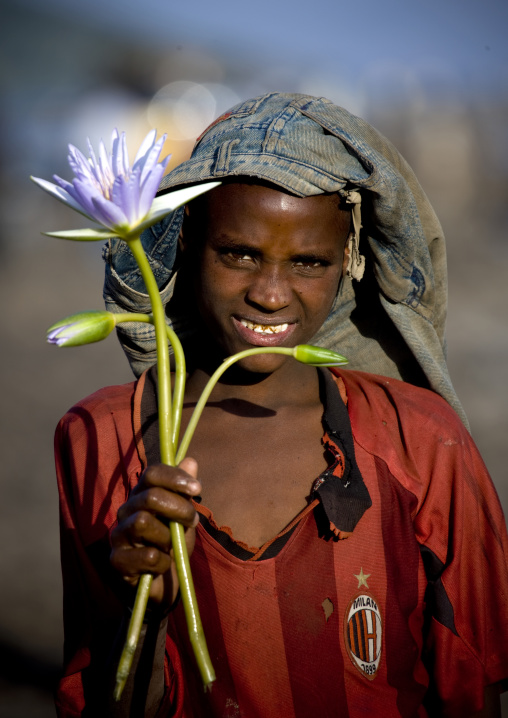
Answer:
[{"left": 1, "top": 0, "right": 507, "bottom": 714}]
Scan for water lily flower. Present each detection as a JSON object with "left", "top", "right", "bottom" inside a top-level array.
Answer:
[
  {"left": 36, "top": 129, "right": 223, "bottom": 699},
  {"left": 47, "top": 311, "right": 117, "bottom": 347},
  {"left": 31, "top": 130, "right": 219, "bottom": 240}
]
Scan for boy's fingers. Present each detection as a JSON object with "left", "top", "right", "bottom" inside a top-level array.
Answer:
[
  {"left": 178, "top": 457, "right": 198, "bottom": 479},
  {"left": 117, "top": 487, "right": 198, "bottom": 527},
  {"left": 133, "top": 462, "right": 201, "bottom": 496},
  {"left": 111, "top": 511, "right": 172, "bottom": 550},
  {"left": 111, "top": 545, "right": 172, "bottom": 579}
]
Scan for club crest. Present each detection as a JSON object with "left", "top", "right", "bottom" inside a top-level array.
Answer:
[{"left": 344, "top": 593, "right": 382, "bottom": 680}]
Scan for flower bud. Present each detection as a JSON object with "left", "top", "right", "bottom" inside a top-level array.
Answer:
[
  {"left": 47, "top": 311, "right": 116, "bottom": 347},
  {"left": 293, "top": 344, "right": 348, "bottom": 366}
]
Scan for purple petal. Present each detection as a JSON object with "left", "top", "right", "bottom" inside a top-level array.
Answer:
[
  {"left": 67, "top": 144, "right": 95, "bottom": 183},
  {"left": 155, "top": 152, "right": 171, "bottom": 183},
  {"left": 135, "top": 132, "right": 164, "bottom": 171},
  {"left": 91, "top": 193, "right": 129, "bottom": 230},
  {"left": 47, "top": 326, "right": 66, "bottom": 341},
  {"left": 52, "top": 175, "right": 95, "bottom": 216},
  {"left": 68, "top": 177, "right": 102, "bottom": 218},
  {"left": 98, "top": 140, "right": 114, "bottom": 190},
  {"left": 88, "top": 138, "right": 111, "bottom": 193},
  {"left": 31, "top": 175, "right": 95, "bottom": 220},
  {"left": 111, "top": 130, "right": 128, "bottom": 178},
  {"left": 111, "top": 130, "right": 122, "bottom": 176},
  {"left": 136, "top": 134, "right": 168, "bottom": 185},
  {"left": 137, "top": 163, "right": 165, "bottom": 218},
  {"left": 133, "top": 129, "right": 157, "bottom": 168},
  {"left": 111, "top": 167, "right": 142, "bottom": 225},
  {"left": 86, "top": 138, "right": 100, "bottom": 180},
  {"left": 116, "top": 132, "right": 130, "bottom": 177},
  {"left": 47, "top": 324, "right": 73, "bottom": 346},
  {"left": 110, "top": 129, "right": 120, "bottom": 153},
  {"left": 52, "top": 175, "right": 74, "bottom": 193}
]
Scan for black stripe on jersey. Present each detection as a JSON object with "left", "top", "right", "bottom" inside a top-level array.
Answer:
[{"left": 420, "top": 545, "right": 458, "bottom": 636}]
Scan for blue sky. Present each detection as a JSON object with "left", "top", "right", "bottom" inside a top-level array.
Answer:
[
  {"left": 12, "top": 0, "right": 508, "bottom": 96},
  {"left": 4, "top": 0, "right": 507, "bottom": 184}
]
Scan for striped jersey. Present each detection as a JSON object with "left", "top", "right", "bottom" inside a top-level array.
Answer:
[{"left": 54, "top": 368, "right": 508, "bottom": 717}]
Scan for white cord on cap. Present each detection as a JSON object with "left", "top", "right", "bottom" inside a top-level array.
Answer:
[{"left": 344, "top": 189, "right": 365, "bottom": 281}]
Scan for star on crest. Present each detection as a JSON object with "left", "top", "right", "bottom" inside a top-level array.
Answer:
[{"left": 354, "top": 567, "right": 371, "bottom": 588}]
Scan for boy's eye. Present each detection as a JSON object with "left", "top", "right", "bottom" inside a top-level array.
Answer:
[
  {"left": 292, "top": 259, "right": 329, "bottom": 274},
  {"left": 220, "top": 249, "right": 255, "bottom": 264},
  {"left": 294, "top": 260, "right": 322, "bottom": 268}
]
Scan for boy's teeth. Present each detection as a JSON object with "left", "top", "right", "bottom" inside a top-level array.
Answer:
[{"left": 241, "top": 320, "right": 289, "bottom": 334}]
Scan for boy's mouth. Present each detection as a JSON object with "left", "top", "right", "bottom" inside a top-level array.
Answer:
[
  {"left": 232, "top": 316, "right": 296, "bottom": 346},
  {"left": 239, "top": 319, "right": 289, "bottom": 335}
]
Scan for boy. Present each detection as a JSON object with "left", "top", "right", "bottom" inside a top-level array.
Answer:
[{"left": 55, "top": 93, "right": 508, "bottom": 716}]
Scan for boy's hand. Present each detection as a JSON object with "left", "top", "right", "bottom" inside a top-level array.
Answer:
[{"left": 110, "top": 458, "right": 201, "bottom": 609}]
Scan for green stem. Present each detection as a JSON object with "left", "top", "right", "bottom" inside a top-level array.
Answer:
[
  {"left": 113, "top": 573, "right": 153, "bottom": 701},
  {"left": 113, "top": 313, "right": 186, "bottom": 449},
  {"left": 126, "top": 237, "right": 174, "bottom": 466},
  {"left": 114, "top": 237, "right": 214, "bottom": 699},
  {"left": 170, "top": 521, "right": 215, "bottom": 685},
  {"left": 175, "top": 347, "right": 293, "bottom": 463},
  {"left": 113, "top": 312, "right": 155, "bottom": 324},
  {"left": 166, "top": 325, "right": 186, "bottom": 451}
]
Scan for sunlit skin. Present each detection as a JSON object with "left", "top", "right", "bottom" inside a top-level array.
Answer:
[{"left": 111, "top": 182, "right": 351, "bottom": 606}]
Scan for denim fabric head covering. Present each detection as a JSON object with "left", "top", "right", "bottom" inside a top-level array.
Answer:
[{"left": 103, "top": 92, "right": 467, "bottom": 424}]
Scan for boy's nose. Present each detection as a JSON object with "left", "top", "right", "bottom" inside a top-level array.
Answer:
[{"left": 246, "top": 264, "right": 292, "bottom": 312}]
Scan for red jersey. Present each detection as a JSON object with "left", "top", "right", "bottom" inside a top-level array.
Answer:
[{"left": 54, "top": 369, "right": 508, "bottom": 717}]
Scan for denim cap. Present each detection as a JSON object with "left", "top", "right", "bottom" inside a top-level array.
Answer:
[{"left": 103, "top": 92, "right": 467, "bottom": 425}]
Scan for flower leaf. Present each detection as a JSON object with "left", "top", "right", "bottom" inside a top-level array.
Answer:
[
  {"left": 43, "top": 228, "right": 118, "bottom": 240},
  {"left": 150, "top": 182, "right": 222, "bottom": 215}
]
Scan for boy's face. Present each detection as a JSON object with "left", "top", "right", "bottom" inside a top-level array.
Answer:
[{"left": 184, "top": 182, "right": 350, "bottom": 373}]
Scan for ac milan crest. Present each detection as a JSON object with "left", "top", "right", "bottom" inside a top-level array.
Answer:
[{"left": 344, "top": 593, "right": 382, "bottom": 679}]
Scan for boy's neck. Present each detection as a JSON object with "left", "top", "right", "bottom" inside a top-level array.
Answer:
[{"left": 185, "top": 356, "right": 321, "bottom": 411}]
